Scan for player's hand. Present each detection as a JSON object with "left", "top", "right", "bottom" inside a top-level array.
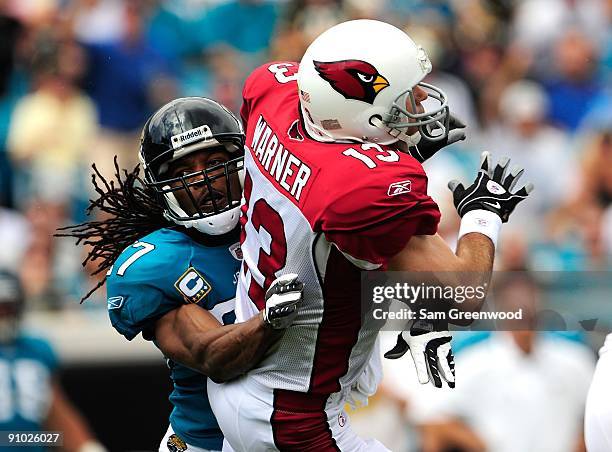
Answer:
[
  {"left": 384, "top": 320, "right": 455, "bottom": 388},
  {"left": 262, "top": 273, "right": 304, "bottom": 329},
  {"left": 448, "top": 151, "right": 533, "bottom": 222},
  {"left": 407, "top": 113, "right": 466, "bottom": 163}
]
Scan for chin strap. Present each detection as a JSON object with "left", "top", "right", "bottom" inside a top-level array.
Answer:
[
  {"left": 370, "top": 116, "right": 422, "bottom": 147},
  {"left": 162, "top": 189, "right": 240, "bottom": 235}
]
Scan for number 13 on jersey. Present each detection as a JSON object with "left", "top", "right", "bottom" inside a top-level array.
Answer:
[{"left": 241, "top": 171, "right": 288, "bottom": 310}]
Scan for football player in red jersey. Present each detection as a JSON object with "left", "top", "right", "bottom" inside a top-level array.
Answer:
[{"left": 208, "top": 19, "right": 532, "bottom": 451}]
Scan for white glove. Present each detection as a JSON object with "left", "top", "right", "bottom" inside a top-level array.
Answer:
[
  {"left": 262, "top": 273, "right": 304, "bottom": 329},
  {"left": 384, "top": 320, "right": 455, "bottom": 388}
]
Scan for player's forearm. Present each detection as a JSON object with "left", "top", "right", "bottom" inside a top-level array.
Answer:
[
  {"left": 157, "top": 306, "right": 282, "bottom": 382},
  {"left": 390, "top": 232, "right": 494, "bottom": 274},
  {"left": 201, "top": 274, "right": 303, "bottom": 380},
  {"left": 389, "top": 232, "right": 495, "bottom": 317},
  {"left": 162, "top": 275, "right": 302, "bottom": 382},
  {"left": 192, "top": 313, "right": 283, "bottom": 383},
  {"left": 435, "top": 232, "right": 494, "bottom": 315},
  {"left": 454, "top": 233, "right": 495, "bottom": 272},
  {"left": 444, "top": 209, "right": 499, "bottom": 314}
]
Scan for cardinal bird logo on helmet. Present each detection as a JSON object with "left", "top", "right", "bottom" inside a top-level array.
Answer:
[{"left": 313, "top": 60, "right": 390, "bottom": 104}]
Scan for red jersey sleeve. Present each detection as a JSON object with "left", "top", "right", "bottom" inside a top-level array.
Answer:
[
  {"left": 319, "top": 157, "right": 440, "bottom": 269},
  {"left": 240, "top": 62, "right": 300, "bottom": 128}
]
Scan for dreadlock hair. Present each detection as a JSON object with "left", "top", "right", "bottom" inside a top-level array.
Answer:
[{"left": 56, "top": 157, "right": 170, "bottom": 302}]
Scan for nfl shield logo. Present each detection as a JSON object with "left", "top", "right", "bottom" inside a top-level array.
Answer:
[{"left": 229, "top": 242, "right": 243, "bottom": 261}]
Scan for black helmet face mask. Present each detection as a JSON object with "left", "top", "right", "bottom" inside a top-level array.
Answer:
[{"left": 148, "top": 147, "right": 244, "bottom": 221}]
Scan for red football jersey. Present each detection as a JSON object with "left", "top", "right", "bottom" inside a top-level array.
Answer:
[{"left": 235, "top": 62, "right": 440, "bottom": 395}]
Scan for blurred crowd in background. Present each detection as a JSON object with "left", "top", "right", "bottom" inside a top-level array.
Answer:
[
  {"left": 0, "top": 0, "right": 611, "bottom": 308},
  {"left": 0, "top": 0, "right": 611, "bottom": 450}
]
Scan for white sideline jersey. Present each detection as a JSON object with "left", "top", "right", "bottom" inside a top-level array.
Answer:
[{"left": 585, "top": 333, "right": 612, "bottom": 452}]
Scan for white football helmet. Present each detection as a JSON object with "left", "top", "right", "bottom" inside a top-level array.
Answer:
[{"left": 297, "top": 19, "right": 449, "bottom": 146}]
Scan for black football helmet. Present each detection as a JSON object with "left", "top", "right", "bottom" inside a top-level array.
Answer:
[
  {"left": 139, "top": 97, "right": 245, "bottom": 235},
  {"left": 0, "top": 270, "right": 24, "bottom": 344}
]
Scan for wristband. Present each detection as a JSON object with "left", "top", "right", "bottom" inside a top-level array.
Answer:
[{"left": 458, "top": 209, "right": 502, "bottom": 247}]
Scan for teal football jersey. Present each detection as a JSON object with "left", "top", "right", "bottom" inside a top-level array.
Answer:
[
  {"left": 0, "top": 334, "right": 58, "bottom": 452},
  {"left": 106, "top": 227, "right": 241, "bottom": 450}
]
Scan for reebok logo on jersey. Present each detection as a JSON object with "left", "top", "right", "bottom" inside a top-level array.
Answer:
[
  {"left": 175, "top": 267, "right": 212, "bottom": 303},
  {"left": 171, "top": 125, "right": 213, "bottom": 149},
  {"left": 107, "top": 296, "right": 124, "bottom": 310},
  {"left": 387, "top": 180, "right": 412, "bottom": 196}
]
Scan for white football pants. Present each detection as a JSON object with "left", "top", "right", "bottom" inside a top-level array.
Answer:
[{"left": 207, "top": 376, "right": 389, "bottom": 452}]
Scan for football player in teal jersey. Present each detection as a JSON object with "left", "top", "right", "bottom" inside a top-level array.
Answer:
[
  {"left": 59, "top": 98, "right": 303, "bottom": 451},
  {"left": 0, "top": 270, "right": 106, "bottom": 452}
]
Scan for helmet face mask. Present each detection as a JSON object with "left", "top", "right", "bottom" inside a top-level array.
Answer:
[
  {"left": 384, "top": 81, "right": 450, "bottom": 141},
  {"left": 298, "top": 19, "right": 451, "bottom": 145},
  {"left": 149, "top": 152, "right": 243, "bottom": 223},
  {"left": 139, "top": 97, "right": 246, "bottom": 235}
]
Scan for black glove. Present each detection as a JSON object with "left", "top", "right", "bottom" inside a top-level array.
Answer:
[
  {"left": 384, "top": 320, "right": 455, "bottom": 389},
  {"left": 262, "top": 274, "right": 304, "bottom": 329},
  {"left": 448, "top": 151, "right": 533, "bottom": 222},
  {"left": 407, "top": 114, "right": 466, "bottom": 163}
]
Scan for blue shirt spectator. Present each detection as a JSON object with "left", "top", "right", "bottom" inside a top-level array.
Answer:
[
  {"left": 545, "top": 77, "right": 602, "bottom": 132},
  {"left": 83, "top": 40, "right": 168, "bottom": 132},
  {"left": 146, "top": 5, "right": 203, "bottom": 64},
  {"left": 196, "top": 1, "right": 278, "bottom": 54}
]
